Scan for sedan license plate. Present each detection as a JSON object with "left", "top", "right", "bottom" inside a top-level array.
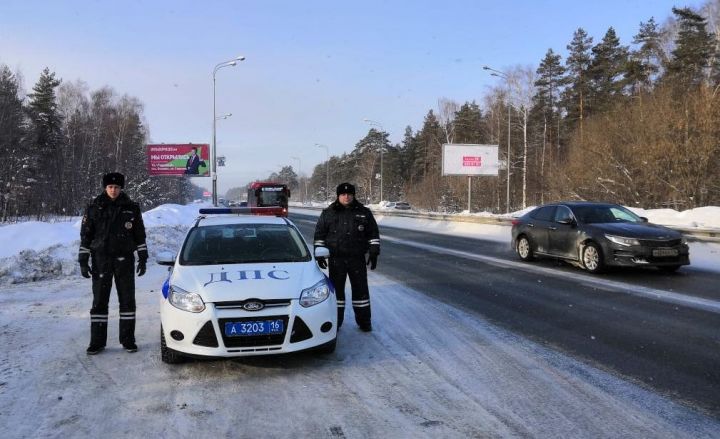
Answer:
[
  {"left": 224, "top": 319, "right": 284, "bottom": 337},
  {"left": 652, "top": 248, "right": 679, "bottom": 257}
]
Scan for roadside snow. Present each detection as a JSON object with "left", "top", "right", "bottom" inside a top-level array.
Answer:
[{"left": 0, "top": 203, "right": 718, "bottom": 285}]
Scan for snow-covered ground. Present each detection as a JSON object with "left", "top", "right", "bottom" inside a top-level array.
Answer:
[{"left": 1, "top": 202, "right": 720, "bottom": 436}]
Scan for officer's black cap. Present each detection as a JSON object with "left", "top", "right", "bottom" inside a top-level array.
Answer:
[
  {"left": 102, "top": 172, "right": 125, "bottom": 188},
  {"left": 336, "top": 182, "right": 355, "bottom": 196}
]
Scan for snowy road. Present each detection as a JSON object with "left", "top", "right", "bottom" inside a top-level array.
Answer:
[{"left": 1, "top": 264, "right": 718, "bottom": 438}]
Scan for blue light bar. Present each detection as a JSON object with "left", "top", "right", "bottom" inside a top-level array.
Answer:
[{"left": 199, "top": 207, "right": 286, "bottom": 216}]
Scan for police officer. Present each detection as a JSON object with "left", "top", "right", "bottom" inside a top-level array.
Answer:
[
  {"left": 314, "top": 183, "right": 380, "bottom": 332},
  {"left": 78, "top": 172, "right": 148, "bottom": 355}
]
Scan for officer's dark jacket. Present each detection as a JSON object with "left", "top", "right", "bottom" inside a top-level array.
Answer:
[
  {"left": 79, "top": 192, "right": 147, "bottom": 259},
  {"left": 314, "top": 199, "right": 380, "bottom": 257}
]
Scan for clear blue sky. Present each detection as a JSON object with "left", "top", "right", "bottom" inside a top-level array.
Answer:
[{"left": 0, "top": 0, "right": 705, "bottom": 193}]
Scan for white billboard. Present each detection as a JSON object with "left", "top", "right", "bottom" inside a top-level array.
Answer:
[{"left": 442, "top": 144, "right": 499, "bottom": 176}]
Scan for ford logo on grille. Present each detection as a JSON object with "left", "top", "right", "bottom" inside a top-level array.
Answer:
[{"left": 243, "top": 300, "right": 264, "bottom": 311}]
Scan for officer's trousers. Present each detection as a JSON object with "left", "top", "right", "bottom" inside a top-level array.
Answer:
[
  {"left": 328, "top": 255, "right": 371, "bottom": 328},
  {"left": 89, "top": 253, "right": 136, "bottom": 347}
]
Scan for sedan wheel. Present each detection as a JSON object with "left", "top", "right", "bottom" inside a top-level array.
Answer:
[
  {"left": 516, "top": 236, "right": 534, "bottom": 261},
  {"left": 582, "top": 242, "right": 604, "bottom": 274}
]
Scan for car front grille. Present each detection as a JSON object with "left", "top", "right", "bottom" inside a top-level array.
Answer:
[
  {"left": 638, "top": 238, "right": 682, "bottom": 247},
  {"left": 218, "top": 315, "right": 289, "bottom": 348},
  {"left": 214, "top": 299, "right": 291, "bottom": 310}
]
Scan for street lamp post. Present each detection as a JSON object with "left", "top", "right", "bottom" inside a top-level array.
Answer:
[
  {"left": 483, "top": 65, "right": 511, "bottom": 214},
  {"left": 315, "top": 143, "right": 330, "bottom": 202},
  {"left": 212, "top": 56, "right": 245, "bottom": 206},
  {"left": 362, "top": 118, "right": 385, "bottom": 203}
]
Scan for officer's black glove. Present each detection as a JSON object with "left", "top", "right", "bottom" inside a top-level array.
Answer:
[
  {"left": 79, "top": 254, "right": 92, "bottom": 278},
  {"left": 367, "top": 254, "right": 378, "bottom": 270},
  {"left": 80, "top": 262, "right": 92, "bottom": 278},
  {"left": 136, "top": 259, "right": 147, "bottom": 277},
  {"left": 316, "top": 256, "right": 328, "bottom": 269}
]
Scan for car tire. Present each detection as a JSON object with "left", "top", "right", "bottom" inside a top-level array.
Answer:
[
  {"left": 581, "top": 242, "right": 604, "bottom": 274},
  {"left": 516, "top": 235, "right": 535, "bottom": 261},
  {"left": 316, "top": 337, "right": 337, "bottom": 354},
  {"left": 161, "top": 325, "right": 184, "bottom": 364},
  {"left": 659, "top": 265, "right": 681, "bottom": 273}
]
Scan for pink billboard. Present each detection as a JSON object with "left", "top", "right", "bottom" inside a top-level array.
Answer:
[{"left": 147, "top": 144, "right": 210, "bottom": 177}]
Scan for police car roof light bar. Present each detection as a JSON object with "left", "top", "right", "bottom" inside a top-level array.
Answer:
[{"left": 199, "top": 207, "right": 286, "bottom": 217}]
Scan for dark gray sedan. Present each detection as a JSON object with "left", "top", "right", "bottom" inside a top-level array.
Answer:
[{"left": 510, "top": 202, "right": 690, "bottom": 273}]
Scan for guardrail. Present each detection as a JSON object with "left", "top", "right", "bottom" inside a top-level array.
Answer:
[{"left": 292, "top": 205, "right": 720, "bottom": 243}]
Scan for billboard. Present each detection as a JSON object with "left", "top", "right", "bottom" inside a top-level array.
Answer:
[
  {"left": 442, "top": 144, "right": 499, "bottom": 176},
  {"left": 147, "top": 144, "right": 210, "bottom": 176}
]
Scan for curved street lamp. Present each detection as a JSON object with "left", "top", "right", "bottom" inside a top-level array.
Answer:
[
  {"left": 483, "top": 65, "right": 512, "bottom": 214},
  {"left": 315, "top": 143, "right": 330, "bottom": 202},
  {"left": 362, "top": 118, "right": 385, "bottom": 203},
  {"left": 212, "top": 56, "right": 245, "bottom": 206}
]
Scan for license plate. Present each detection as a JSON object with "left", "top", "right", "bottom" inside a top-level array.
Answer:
[
  {"left": 652, "top": 248, "right": 678, "bottom": 257},
  {"left": 224, "top": 319, "right": 284, "bottom": 337}
]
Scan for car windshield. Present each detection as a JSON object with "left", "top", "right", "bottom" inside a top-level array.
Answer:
[
  {"left": 180, "top": 223, "right": 311, "bottom": 265},
  {"left": 571, "top": 205, "right": 643, "bottom": 224}
]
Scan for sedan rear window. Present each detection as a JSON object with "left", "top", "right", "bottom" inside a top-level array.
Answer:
[
  {"left": 180, "top": 224, "right": 310, "bottom": 265},
  {"left": 571, "top": 205, "right": 642, "bottom": 224},
  {"left": 530, "top": 206, "right": 556, "bottom": 221}
]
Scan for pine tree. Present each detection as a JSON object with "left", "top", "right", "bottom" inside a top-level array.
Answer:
[
  {"left": 412, "top": 110, "right": 442, "bottom": 179},
  {"left": 452, "top": 101, "right": 485, "bottom": 144},
  {"left": 664, "top": 7, "right": 716, "bottom": 88},
  {"left": 587, "top": 27, "right": 629, "bottom": 113},
  {"left": 0, "top": 66, "right": 28, "bottom": 220},
  {"left": 532, "top": 49, "right": 565, "bottom": 203},
  {"left": 26, "top": 68, "right": 64, "bottom": 217},
  {"left": 562, "top": 28, "right": 593, "bottom": 143},
  {"left": 627, "top": 18, "right": 663, "bottom": 94}
]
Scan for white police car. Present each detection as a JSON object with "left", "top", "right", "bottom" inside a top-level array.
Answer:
[{"left": 156, "top": 207, "right": 336, "bottom": 363}]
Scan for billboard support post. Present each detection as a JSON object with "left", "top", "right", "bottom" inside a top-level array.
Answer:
[{"left": 468, "top": 176, "right": 472, "bottom": 213}]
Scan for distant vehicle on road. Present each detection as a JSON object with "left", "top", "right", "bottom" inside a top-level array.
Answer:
[
  {"left": 247, "top": 182, "right": 290, "bottom": 216},
  {"left": 394, "top": 201, "right": 412, "bottom": 210},
  {"left": 156, "top": 209, "right": 336, "bottom": 363},
  {"left": 511, "top": 202, "right": 690, "bottom": 273}
]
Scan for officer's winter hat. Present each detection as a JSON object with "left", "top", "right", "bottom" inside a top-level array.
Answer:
[
  {"left": 336, "top": 182, "right": 355, "bottom": 196},
  {"left": 102, "top": 172, "right": 125, "bottom": 188}
]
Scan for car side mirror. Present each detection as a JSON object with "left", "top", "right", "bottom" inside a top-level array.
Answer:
[
  {"left": 639, "top": 216, "right": 648, "bottom": 223},
  {"left": 156, "top": 251, "right": 176, "bottom": 266},
  {"left": 557, "top": 218, "right": 575, "bottom": 226},
  {"left": 314, "top": 247, "right": 330, "bottom": 258}
]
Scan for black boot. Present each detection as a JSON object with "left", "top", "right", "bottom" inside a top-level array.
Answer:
[
  {"left": 119, "top": 315, "right": 136, "bottom": 352},
  {"left": 87, "top": 321, "right": 107, "bottom": 355}
]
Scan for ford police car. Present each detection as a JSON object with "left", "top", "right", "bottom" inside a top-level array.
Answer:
[{"left": 156, "top": 207, "right": 337, "bottom": 363}]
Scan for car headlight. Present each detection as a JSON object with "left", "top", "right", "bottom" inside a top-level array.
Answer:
[
  {"left": 168, "top": 285, "right": 206, "bottom": 313},
  {"left": 299, "top": 279, "right": 330, "bottom": 308},
  {"left": 605, "top": 234, "right": 640, "bottom": 247},
  {"left": 681, "top": 236, "right": 688, "bottom": 245}
]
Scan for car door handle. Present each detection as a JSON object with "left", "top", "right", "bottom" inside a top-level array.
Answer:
[
  {"left": 528, "top": 223, "right": 535, "bottom": 227},
  {"left": 548, "top": 226, "right": 557, "bottom": 231}
]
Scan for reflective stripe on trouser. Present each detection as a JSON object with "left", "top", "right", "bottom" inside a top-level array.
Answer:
[
  {"left": 328, "top": 255, "right": 371, "bottom": 327},
  {"left": 90, "top": 253, "right": 137, "bottom": 345}
]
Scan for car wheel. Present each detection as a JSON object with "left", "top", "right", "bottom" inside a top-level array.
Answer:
[
  {"left": 516, "top": 235, "right": 534, "bottom": 261},
  {"left": 316, "top": 337, "right": 336, "bottom": 354},
  {"left": 658, "top": 265, "right": 681, "bottom": 273},
  {"left": 161, "top": 325, "right": 184, "bottom": 364},
  {"left": 581, "top": 242, "right": 604, "bottom": 274}
]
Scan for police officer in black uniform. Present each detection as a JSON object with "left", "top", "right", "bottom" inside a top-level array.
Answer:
[
  {"left": 79, "top": 172, "right": 148, "bottom": 355},
  {"left": 314, "top": 183, "right": 380, "bottom": 332}
]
